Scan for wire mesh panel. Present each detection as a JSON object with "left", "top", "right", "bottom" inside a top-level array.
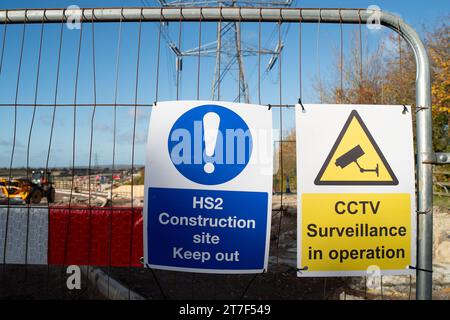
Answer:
[{"left": 0, "top": 7, "right": 436, "bottom": 300}]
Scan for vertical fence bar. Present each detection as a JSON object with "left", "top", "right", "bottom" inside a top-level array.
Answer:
[
  {"left": 0, "top": 12, "right": 7, "bottom": 74},
  {"left": 108, "top": 13, "right": 123, "bottom": 299},
  {"left": 379, "top": 12, "right": 433, "bottom": 300},
  {"left": 129, "top": 12, "right": 143, "bottom": 300}
]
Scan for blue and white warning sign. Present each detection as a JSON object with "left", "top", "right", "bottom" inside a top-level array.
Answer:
[{"left": 144, "top": 101, "right": 273, "bottom": 274}]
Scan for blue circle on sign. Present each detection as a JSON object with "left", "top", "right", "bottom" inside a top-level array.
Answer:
[{"left": 168, "top": 104, "right": 252, "bottom": 185}]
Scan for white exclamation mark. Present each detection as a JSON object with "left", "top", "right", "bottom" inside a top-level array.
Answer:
[{"left": 203, "top": 112, "right": 220, "bottom": 174}]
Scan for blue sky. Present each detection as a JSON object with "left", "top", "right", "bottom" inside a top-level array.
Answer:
[{"left": 0, "top": 0, "right": 448, "bottom": 168}]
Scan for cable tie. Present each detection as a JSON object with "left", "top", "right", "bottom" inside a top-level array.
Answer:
[
  {"left": 267, "top": 104, "right": 272, "bottom": 110},
  {"left": 153, "top": 101, "right": 157, "bottom": 107},
  {"left": 408, "top": 265, "right": 433, "bottom": 273},
  {"left": 298, "top": 98, "right": 305, "bottom": 112},
  {"left": 402, "top": 105, "right": 409, "bottom": 114},
  {"left": 415, "top": 106, "right": 429, "bottom": 113},
  {"left": 416, "top": 209, "right": 431, "bottom": 215},
  {"left": 296, "top": 266, "right": 308, "bottom": 272}
]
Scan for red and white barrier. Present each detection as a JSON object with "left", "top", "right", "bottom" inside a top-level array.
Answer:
[{"left": 0, "top": 207, "right": 143, "bottom": 267}]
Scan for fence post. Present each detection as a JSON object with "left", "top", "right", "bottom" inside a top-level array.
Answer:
[{"left": 380, "top": 12, "right": 433, "bottom": 300}]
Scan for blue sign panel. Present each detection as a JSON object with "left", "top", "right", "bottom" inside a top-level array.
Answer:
[
  {"left": 168, "top": 105, "right": 252, "bottom": 185},
  {"left": 145, "top": 101, "right": 272, "bottom": 274},
  {"left": 147, "top": 187, "right": 268, "bottom": 271}
]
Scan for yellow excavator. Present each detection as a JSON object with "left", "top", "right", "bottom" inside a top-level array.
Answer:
[{"left": 0, "top": 170, "right": 56, "bottom": 205}]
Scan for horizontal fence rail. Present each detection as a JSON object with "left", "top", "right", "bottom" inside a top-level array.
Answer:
[
  {"left": 0, "top": 8, "right": 400, "bottom": 24},
  {"left": 0, "top": 4, "right": 432, "bottom": 45}
]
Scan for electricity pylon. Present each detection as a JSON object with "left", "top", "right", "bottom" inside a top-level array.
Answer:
[{"left": 149, "top": 0, "right": 293, "bottom": 103}]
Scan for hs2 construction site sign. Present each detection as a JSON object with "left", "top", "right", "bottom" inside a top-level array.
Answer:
[
  {"left": 296, "top": 105, "right": 416, "bottom": 277},
  {"left": 144, "top": 101, "right": 273, "bottom": 274}
]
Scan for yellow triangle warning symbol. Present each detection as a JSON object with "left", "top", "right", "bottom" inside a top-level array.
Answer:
[{"left": 315, "top": 110, "right": 398, "bottom": 185}]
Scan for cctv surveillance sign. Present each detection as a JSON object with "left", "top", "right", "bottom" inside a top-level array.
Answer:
[
  {"left": 296, "top": 105, "right": 415, "bottom": 277},
  {"left": 314, "top": 110, "right": 398, "bottom": 185},
  {"left": 144, "top": 101, "right": 273, "bottom": 274}
]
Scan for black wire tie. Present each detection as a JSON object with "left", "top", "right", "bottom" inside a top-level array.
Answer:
[
  {"left": 408, "top": 265, "right": 433, "bottom": 273},
  {"left": 298, "top": 98, "right": 305, "bottom": 112},
  {"left": 402, "top": 105, "right": 409, "bottom": 114},
  {"left": 415, "top": 106, "right": 429, "bottom": 113}
]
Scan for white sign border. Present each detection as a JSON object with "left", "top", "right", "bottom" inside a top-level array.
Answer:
[
  {"left": 295, "top": 104, "right": 416, "bottom": 277},
  {"left": 143, "top": 100, "right": 273, "bottom": 274}
]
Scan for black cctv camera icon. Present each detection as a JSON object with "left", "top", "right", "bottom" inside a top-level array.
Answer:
[{"left": 335, "top": 145, "right": 379, "bottom": 176}]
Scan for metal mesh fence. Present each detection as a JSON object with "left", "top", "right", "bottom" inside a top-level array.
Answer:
[{"left": 0, "top": 7, "right": 429, "bottom": 300}]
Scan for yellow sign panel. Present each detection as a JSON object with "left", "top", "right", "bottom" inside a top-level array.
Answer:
[
  {"left": 301, "top": 193, "right": 411, "bottom": 272},
  {"left": 315, "top": 110, "right": 398, "bottom": 185}
]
